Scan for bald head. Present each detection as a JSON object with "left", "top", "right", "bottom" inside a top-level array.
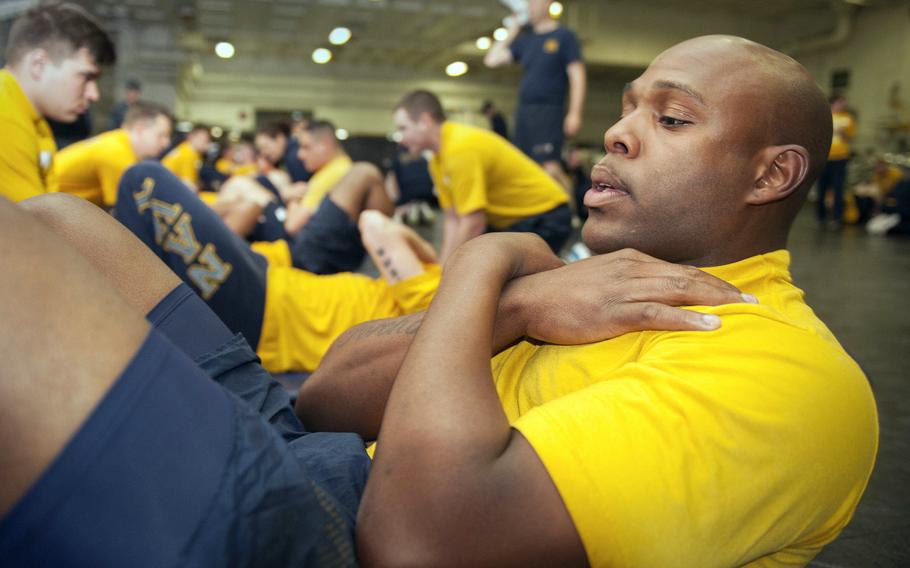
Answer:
[
  {"left": 658, "top": 36, "right": 831, "bottom": 198},
  {"left": 584, "top": 35, "right": 833, "bottom": 266}
]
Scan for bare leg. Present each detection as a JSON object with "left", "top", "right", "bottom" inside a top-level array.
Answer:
[
  {"left": 0, "top": 196, "right": 150, "bottom": 516},
  {"left": 359, "top": 210, "right": 437, "bottom": 284},
  {"left": 19, "top": 193, "right": 181, "bottom": 315},
  {"left": 329, "top": 163, "right": 395, "bottom": 221}
]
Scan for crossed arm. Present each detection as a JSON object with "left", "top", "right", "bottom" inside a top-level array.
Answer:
[{"left": 298, "top": 235, "right": 750, "bottom": 566}]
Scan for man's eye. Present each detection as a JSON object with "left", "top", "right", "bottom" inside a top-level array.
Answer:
[{"left": 659, "top": 116, "right": 690, "bottom": 127}]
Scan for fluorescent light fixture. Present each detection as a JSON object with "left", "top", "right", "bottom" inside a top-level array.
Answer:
[
  {"left": 336, "top": 128, "right": 350, "bottom": 140},
  {"left": 312, "top": 48, "right": 333, "bottom": 64},
  {"left": 476, "top": 37, "right": 492, "bottom": 50},
  {"left": 493, "top": 27, "right": 508, "bottom": 41},
  {"left": 329, "top": 27, "right": 352, "bottom": 45},
  {"left": 549, "top": 1, "right": 563, "bottom": 18},
  {"left": 446, "top": 61, "right": 468, "bottom": 77},
  {"left": 214, "top": 41, "right": 235, "bottom": 59}
]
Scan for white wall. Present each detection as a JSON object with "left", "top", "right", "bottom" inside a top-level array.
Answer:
[{"left": 798, "top": 2, "right": 910, "bottom": 153}]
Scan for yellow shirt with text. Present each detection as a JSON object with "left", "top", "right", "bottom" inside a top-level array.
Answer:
[
  {"left": 0, "top": 70, "right": 58, "bottom": 202},
  {"left": 498, "top": 250, "right": 878, "bottom": 567},
  {"left": 429, "top": 121, "right": 567, "bottom": 229},
  {"left": 56, "top": 129, "right": 137, "bottom": 206},
  {"left": 161, "top": 140, "right": 202, "bottom": 188}
]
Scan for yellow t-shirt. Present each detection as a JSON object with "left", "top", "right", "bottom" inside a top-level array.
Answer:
[
  {"left": 829, "top": 111, "right": 856, "bottom": 161},
  {"left": 300, "top": 154, "right": 353, "bottom": 211},
  {"left": 498, "top": 250, "right": 877, "bottom": 567},
  {"left": 256, "top": 264, "right": 440, "bottom": 373},
  {"left": 429, "top": 121, "right": 567, "bottom": 229},
  {"left": 0, "top": 69, "right": 58, "bottom": 202},
  {"left": 56, "top": 129, "right": 137, "bottom": 206},
  {"left": 161, "top": 140, "right": 202, "bottom": 188},
  {"left": 872, "top": 165, "right": 903, "bottom": 199}
]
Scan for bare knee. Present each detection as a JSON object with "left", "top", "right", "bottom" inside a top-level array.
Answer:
[
  {"left": 18, "top": 192, "right": 95, "bottom": 230},
  {"left": 350, "top": 162, "right": 382, "bottom": 184}
]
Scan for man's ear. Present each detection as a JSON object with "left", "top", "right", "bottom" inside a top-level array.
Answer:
[
  {"left": 748, "top": 145, "right": 810, "bottom": 205},
  {"left": 25, "top": 49, "right": 49, "bottom": 81}
]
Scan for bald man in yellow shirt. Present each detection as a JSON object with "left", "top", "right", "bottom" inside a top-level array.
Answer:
[
  {"left": 393, "top": 89, "right": 572, "bottom": 263},
  {"left": 0, "top": 2, "right": 115, "bottom": 203},
  {"left": 56, "top": 101, "right": 173, "bottom": 207},
  {"left": 302, "top": 36, "right": 878, "bottom": 567}
]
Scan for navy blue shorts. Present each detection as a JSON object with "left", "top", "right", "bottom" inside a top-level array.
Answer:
[
  {"left": 115, "top": 162, "right": 268, "bottom": 348},
  {"left": 514, "top": 103, "right": 565, "bottom": 163},
  {"left": 497, "top": 203, "right": 572, "bottom": 254},
  {"left": 0, "top": 285, "right": 371, "bottom": 567},
  {"left": 290, "top": 198, "right": 366, "bottom": 275},
  {"left": 0, "top": 330, "right": 358, "bottom": 567},
  {"left": 250, "top": 201, "right": 292, "bottom": 243}
]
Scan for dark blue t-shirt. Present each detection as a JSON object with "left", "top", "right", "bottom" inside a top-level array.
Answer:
[
  {"left": 284, "top": 137, "right": 312, "bottom": 183},
  {"left": 510, "top": 26, "right": 582, "bottom": 106}
]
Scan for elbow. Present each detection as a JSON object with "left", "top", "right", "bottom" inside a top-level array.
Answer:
[{"left": 358, "top": 516, "right": 446, "bottom": 568}]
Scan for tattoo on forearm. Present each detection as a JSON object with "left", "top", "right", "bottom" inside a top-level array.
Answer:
[{"left": 333, "top": 314, "right": 423, "bottom": 348}]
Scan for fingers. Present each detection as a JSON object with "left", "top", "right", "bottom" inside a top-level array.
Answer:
[
  {"left": 592, "top": 249, "right": 752, "bottom": 306},
  {"left": 611, "top": 303, "right": 722, "bottom": 334},
  {"left": 625, "top": 272, "right": 753, "bottom": 307}
]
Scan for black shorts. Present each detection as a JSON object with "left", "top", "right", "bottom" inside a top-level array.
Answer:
[
  {"left": 514, "top": 103, "right": 565, "bottom": 163},
  {"left": 290, "top": 198, "right": 366, "bottom": 274},
  {"left": 499, "top": 203, "right": 573, "bottom": 254},
  {"left": 0, "top": 330, "right": 363, "bottom": 567}
]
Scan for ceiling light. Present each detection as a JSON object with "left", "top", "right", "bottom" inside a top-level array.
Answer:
[
  {"left": 549, "top": 1, "right": 564, "bottom": 18},
  {"left": 476, "top": 37, "right": 492, "bottom": 50},
  {"left": 493, "top": 27, "right": 508, "bottom": 41},
  {"left": 214, "top": 41, "right": 235, "bottom": 59},
  {"left": 210, "top": 126, "right": 224, "bottom": 137},
  {"left": 336, "top": 128, "right": 349, "bottom": 140},
  {"left": 329, "top": 27, "right": 352, "bottom": 45},
  {"left": 446, "top": 61, "right": 468, "bottom": 77},
  {"left": 312, "top": 48, "right": 333, "bottom": 64}
]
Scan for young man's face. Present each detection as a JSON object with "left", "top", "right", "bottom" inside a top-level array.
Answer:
[
  {"left": 254, "top": 133, "right": 287, "bottom": 165},
  {"left": 35, "top": 47, "right": 101, "bottom": 122},
  {"left": 187, "top": 130, "right": 211, "bottom": 153},
  {"left": 393, "top": 108, "right": 432, "bottom": 154},
  {"left": 581, "top": 40, "right": 764, "bottom": 264},
  {"left": 297, "top": 131, "right": 336, "bottom": 172},
  {"left": 132, "top": 115, "right": 173, "bottom": 159}
]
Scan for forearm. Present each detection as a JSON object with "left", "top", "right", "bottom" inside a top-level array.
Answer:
[
  {"left": 294, "top": 313, "right": 423, "bottom": 438},
  {"left": 440, "top": 212, "right": 486, "bottom": 264},
  {"left": 567, "top": 62, "right": 586, "bottom": 119},
  {"left": 294, "top": 285, "right": 530, "bottom": 439},
  {"left": 483, "top": 23, "right": 520, "bottom": 67}
]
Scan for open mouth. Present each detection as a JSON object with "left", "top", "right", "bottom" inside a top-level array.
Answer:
[{"left": 585, "top": 166, "right": 631, "bottom": 207}]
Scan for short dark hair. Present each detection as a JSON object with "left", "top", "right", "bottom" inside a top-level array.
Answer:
[
  {"left": 122, "top": 101, "right": 172, "bottom": 127},
  {"left": 306, "top": 119, "right": 337, "bottom": 138},
  {"left": 5, "top": 2, "right": 116, "bottom": 66},
  {"left": 189, "top": 124, "right": 210, "bottom": 135},
  {"left": 396, "top": 90, "right": 446, "bottom": 123},
  {"left": 256, "top": 121, "right": 290, "bottom": 139}
]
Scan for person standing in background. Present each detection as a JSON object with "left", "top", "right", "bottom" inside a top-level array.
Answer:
[
  {"left": 481, "top": 100, "right": 509, "bottom": 139},
  {"left": 817, "top": 94, "right": 856, "bottom": 230},
  {"left": 108, "top": 78, "right": 141, "bottom": 130},
  {"left": 484, "top": 0, "right": 586, "bottom": 196}
]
